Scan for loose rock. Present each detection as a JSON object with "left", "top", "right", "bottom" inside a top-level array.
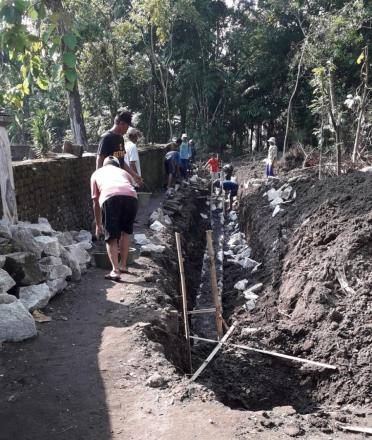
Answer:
[
  {"left": 0, "top": 294, "right": 37, "bottom": 342},
  {"left": 19, "top": 283, "right": 51, "bottom": 311}
]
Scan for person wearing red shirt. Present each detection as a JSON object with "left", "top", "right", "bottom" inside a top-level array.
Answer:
[{"left": 204, "top": 153, "right": 219, "bottom": 180}]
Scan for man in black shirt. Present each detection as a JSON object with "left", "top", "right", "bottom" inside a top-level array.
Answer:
[{"left": 96, "top": 110, "right": 143, "bottom": 186}]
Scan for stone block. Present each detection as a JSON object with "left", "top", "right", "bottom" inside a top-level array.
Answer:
[
  {"left": 0, "top": 294, "right": 37, "bottom": 342},
  {"left": 4, "top": 252, "right": 45, "bottom": 286},
  {"left": 0, "top": 268, "right": 16, "bottom": 293},
  {"left": 65, "top": 243, "right": 91, "bottom": 266},
  {"left": 11, "top": 226, "right": 43, "bottom": 259},
  {"left": 60, "top": 248, "right": 81, "bottom": 281},
  {"left": 47, "top": 278, "right": 68, "bottom": 297},
  {"left": 19, "top": 283, "right": 51, "bottom": 311},
  {"left": 34, "top": 236, "right": 61, "bottom": 257},
  {"left": 56, "top": 231, "right": 74, "bottom": 246}
]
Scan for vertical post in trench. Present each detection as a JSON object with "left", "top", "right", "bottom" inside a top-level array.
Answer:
[
  {"left": 206, "top": 230, "right": 224, "bottom": 340},
  {"left": 175, "top": 232, "right": 193, "bottom": 374},
  {"left": 0, "top": 114, "right": 18, "bottom": 224}
]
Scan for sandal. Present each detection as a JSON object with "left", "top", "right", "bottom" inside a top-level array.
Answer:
[
  {"left": 104, "top": 271, "right": 122, "bottom": 282},
  {"left": 120, "top": 268, "right": 129, "bottom": 274}
]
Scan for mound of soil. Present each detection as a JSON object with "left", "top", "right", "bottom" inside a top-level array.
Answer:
[{"left": 230, "top": 166, "right": 372, "bottom": 408}]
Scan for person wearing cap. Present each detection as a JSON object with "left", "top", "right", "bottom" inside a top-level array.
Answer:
[
  {"left": 90, "top": 156, "right": 138, "bottom": 281},
  {"left": 179, "top": 133, "right": 191, "bottom": 179},
  {"left": 96, "top": 110, "right": 143, "bottom": 186},
  {"left": 266, "top": 137, "right": 278, "bottom": 177},
  {"left": 125, "top": 127, "right": 141, "bottom": 182}
]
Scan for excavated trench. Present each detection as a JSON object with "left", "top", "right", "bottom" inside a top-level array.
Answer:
[{"left": 145, "top": 180, "right": 342, "bottom": 415}]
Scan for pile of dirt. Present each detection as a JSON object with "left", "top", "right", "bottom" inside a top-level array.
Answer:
[{"left": 230, "top": 167, "right": 372, "bottom": 409}]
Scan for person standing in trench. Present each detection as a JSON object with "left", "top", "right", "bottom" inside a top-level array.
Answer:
[{"left": 91, "top": 156, "right": 138, "bottom": 281}]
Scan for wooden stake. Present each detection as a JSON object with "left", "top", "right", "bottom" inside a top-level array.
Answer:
[
  {"left": 189, "top": 322, "right": 237, "bottom": 382},
  {"left": 206, "top": 230, "right": 224, "bottom": 340},
  {"left": 189, "top": 335, "right": 337, "bottom": 370},
  {"left": 175, "top": 232, "right": 192, "bottom": 374}
]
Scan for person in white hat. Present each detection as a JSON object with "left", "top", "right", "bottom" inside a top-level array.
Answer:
[
  {"left": 266, "top": 137, "right": 278, "bottom": 177},
  {"left": 125, "top": 127, "right": 141, "bottom": 184},
  {"left": 179, "top": 133, "right": 190, "bottom": 179}
]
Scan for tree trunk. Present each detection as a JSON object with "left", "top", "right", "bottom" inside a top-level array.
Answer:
[
  {"left": 283, "top": 42, "right": 306, "bottom": 157},
  {"left": 45, "top": 0, "right": 88, "bottom": 147},
  {"left": 0, "top": 125, "right": 18, "bottom": 223},
  {"left": 352, "top": 46, "right": 369, "bottom": 163},
  {"left": 328, "top": 68, "right": 342, "bottom": 175},
  {"left": 68, "top": 82, "right": 87, "bottom": 147}
]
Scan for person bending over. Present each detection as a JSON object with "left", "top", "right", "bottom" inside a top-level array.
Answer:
[
  {"left": 164, "top": 140, "right": 181, "bottom": 189},
  {"left": 213, "top": 179, "right": 239, "bottom": 210},
  {"left": 91, "top": 156, "right": 138, "bottom": 282}
]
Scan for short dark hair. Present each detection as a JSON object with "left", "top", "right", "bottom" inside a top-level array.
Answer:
[
  {"left": 115, "top": 110, "right": 132, "bottom": 125},
  {"left": 176, "top": 138, "right": 182, "bottom": 145}
]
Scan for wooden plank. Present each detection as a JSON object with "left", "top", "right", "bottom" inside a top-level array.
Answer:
[
  {"left": 336, "top": 423, "right": 372, "bottom": 434},
  {"left": 175, "top": 232, "right": 192, "bottom": 374},
  {"left": 189, "top": 322, "right": 237, "bottom": 382},
  {"left": 187, "top": 308, "right": 216, "bottom": 315},
  {"left": 189, "top": 335, "right": 337, "bottom": 370},
  {"left": 206, "top": 230, "right": 224, "bottom": 340},
  {"left": 0, "top": 126, "right": 18, "bottom": 223}
]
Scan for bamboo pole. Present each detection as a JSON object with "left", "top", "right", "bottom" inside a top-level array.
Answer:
[
  {"left": 189, "top": 322, "right": 237, "bottom": 382},
  {"left": 206, "top": 230, "right": 224, "bottom": 340},
  {"left": 175, "top": 232, "right": 192, "bottom": 374},
  {"left": 189, "top": 335, "right": 337, "bottom": 370}
]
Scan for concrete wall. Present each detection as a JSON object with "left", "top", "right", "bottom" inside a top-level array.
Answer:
[{"left": 0, "top": 145, "right": 167, "bottom": 231}]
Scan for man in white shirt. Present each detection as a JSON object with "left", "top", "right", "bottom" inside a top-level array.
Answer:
[{"left": 125, "top": 127, "right": 141, "bottom": 178}]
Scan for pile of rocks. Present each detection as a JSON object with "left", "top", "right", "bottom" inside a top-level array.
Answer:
[
  {"left": 0, "top": 218, "right": 92, "bottom": 342},
  {"left": 265, "top": 182, "right": 296, "bottom": 217}
]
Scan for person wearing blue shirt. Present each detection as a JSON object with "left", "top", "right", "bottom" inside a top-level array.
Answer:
[
  {"left": 164, "top": 139, "right": 181, "bottom": 188},
  {"left": 213, "top": 179, "right": 239, "bottom": 209},
  {"left": 179, "top": 133, "right": 191, "bottom": 178}
]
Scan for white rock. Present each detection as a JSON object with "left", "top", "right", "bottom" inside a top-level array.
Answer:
[
  {"left": 245, "top": 300, "right": 256, "bottom": 311},
  {"left": 243, "top": 291, "right": 258, "bottom": 301},
  {"left": 39, "top": 261, "right": 72, "bottom": 281},
  {"left": 65, "top": 243, "right": 91, "bottom": 266},
  {"left": 164, "top": 215, "right": 172, "bottom": 225},
  {"left": 270, "top": 197, "right": 283, "bottom": 209},
  {"left": 60, "top": 247, "right": 81, "bottom": 281},
  {"left": 78, "top": 240, "right": 92, "bottom": 250},
  {"left": 236, "top": 246, "right": 252, "bottom": 259},
  {"left": 34, "top": 236, "right": 61, "bottom": 257},
  {"left": 19, "top": 283, "right": 51, "bottom": 311},
  {"left": 234, "top": 279, "right": 249, "bottom": 291},
  {"left": 56, "top": 231, "right": 74, "bottom": 246},
  {"left": 39, "top": 256, "right": 63, "bottom": 266},
  {"left": 360, "top": 166, "right": 372, "bottom": 173},
  {"left": 150, "top": 208, "right": 163, "bottom": 223},
  {"left": 280, "top": 185, "right": 293, "bottom": 201},
  {"left": 10, "top": 227, "right": 43, "bottom": 258},
  {"left": 238, "top": 257, "right": 259, "bottom": 269},
  {"left": 150, "top": 220, "right": 166, "bottom": 232},
  {"left": 200, "top": 213, "right": 208, "bottom": 219},
  {"left": 272, "top": 205, "right": 283, "bottom": 217},
  {"left": 75, "top": 230, "right": 92, "bottom": 243},
  {"left": 0, "top": 294, "right": 37, "bottom": 342},
  {"left": 246, "top": 283, "right": 263, "bottom": 294},
  {"left": 267, "top": 188, "right": 279, "bottom": 201},
  {"left": 0, "top": 268, "right": 16, "bottom": 293},
  {"left": 229, "top": 211, "right": 238, "bottom": 222},
  {"left": 134, "top": 234, "right": 150, "bottom": 245},
  {"left": 228, "top": 233, "right": 244, "bottom": 247},
  {"left": 0, "top": 222, "right": 11, "bottom": 239},
  {"left": 47, "top": 278, "right": 68, "bottom": 297},
  {"left": 140, "top": 244, "right": 166, "bottom": 255}
]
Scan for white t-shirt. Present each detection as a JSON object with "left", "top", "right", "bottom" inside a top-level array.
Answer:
[{"left": 124, "top": 141, "right": 141, "bottom": 176}]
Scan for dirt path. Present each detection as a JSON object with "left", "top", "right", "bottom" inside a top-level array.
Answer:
[{"left": 0, "top": 189, "right": 368, "bottom": 440}]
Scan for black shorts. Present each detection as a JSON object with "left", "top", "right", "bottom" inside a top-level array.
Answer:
[
  {"left": 102, "top": 195, "right": 138, "bottom": 241},
  {"left": 165, "top": 158, "right": 176, "bottom": 176}
]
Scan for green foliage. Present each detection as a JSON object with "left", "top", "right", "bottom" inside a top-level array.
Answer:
[{"left": 29, "top": 109, "right": 52, "bottom": 157}]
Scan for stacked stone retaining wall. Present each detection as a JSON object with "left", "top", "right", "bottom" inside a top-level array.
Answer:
[{"left": 0, "top": 145, "right": 167, "bottom": 231}]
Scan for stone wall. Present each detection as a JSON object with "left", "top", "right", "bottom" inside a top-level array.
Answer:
[
  {"left": 1, "top": 145, "right": 167, "bottom": 231},
  {"left": 0, "top": 156, "right": 96, "bottom": 231}
]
